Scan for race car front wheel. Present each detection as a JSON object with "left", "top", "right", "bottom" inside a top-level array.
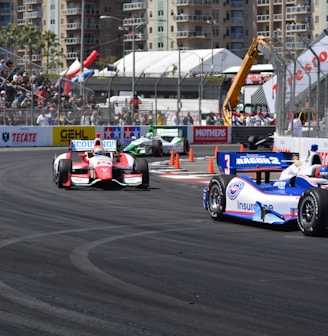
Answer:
[
  {"left": 207, "top": 175, "right": 234, "bottom": 220},
  {"left": 136, "top": 158, "right": 149, "bottom": 189},
  {"left": 297, "top": 188, "right": 328, "bottom": 236},
  {"left": 57, "top": 159, "right": 72, "bottom": 189}
]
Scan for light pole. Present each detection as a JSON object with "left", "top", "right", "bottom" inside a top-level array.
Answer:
[
  {"left": 100, "top": 15, "right": 137, "bottom": 124},
  {"left": 79, "top": 0, "right": 85, "bottom": 101},
  {"left": 206, "top": 19, "right": 216, "bottom": 73},
  {"left": 177, "top": 43, "right": 181, "bottom": 116}
]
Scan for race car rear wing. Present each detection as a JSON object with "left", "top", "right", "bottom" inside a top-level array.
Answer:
[
  {"left": 218, "top": 151, "right": 299, "bottom": 184},
  {"left": 70, "top": 139, "right": 117, "bottom": 152},
  {"left": 156, "top": 128, "right": 183, "bottom": 137}
]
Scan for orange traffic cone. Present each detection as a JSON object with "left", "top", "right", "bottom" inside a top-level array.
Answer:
[
  {"left": 188, "top": 147, "right": 194, "bottom": 162},
  {"left": 214, "top": 145, "right": 219, "bottom": 159},
  {"left": 169, "top": 150, "right": 175, "bottom": 165},
  {"left": 174, "top": 153, "right": 181, "bottom": 169},
  {"left": 240, "top": 144, "right": 245, "bottom": 152},
  {"left": 207, "top": 157, "right": 215, "bottom": 174}
]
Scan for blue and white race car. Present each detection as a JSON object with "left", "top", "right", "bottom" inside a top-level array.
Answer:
[{"left": 203, "top": 145, "right": 328, "bottom": 236}]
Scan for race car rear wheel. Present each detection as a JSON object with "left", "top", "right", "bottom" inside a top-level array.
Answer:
[
  {"left": 248, "top": 135, "right": 259, "bottom": 150},
  {"left": 207, "top": 175, "right": 234, "bottom": 220},
  {"left": 297, "top": 188, "right": 328, "bottom": 236},
  {"left": 152, "top": 140, "right": 163, "bottom": 157},
  {"left": 57, "top": 159, "right": 72, "bottom": 189},
  {"left": 183, "top": 138, "right": 190, "bottom": 155},
  {"left": 136, "top": 158, "right": 149, "bottom": 189}
]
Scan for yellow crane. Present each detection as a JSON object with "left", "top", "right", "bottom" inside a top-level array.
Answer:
[{"left": 222, "top": 36, "right": 270, "bottom": 126}]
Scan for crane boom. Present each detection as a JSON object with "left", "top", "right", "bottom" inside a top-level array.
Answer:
[{"left": 222, "top": 36, "right": 269, "bottom": 126}]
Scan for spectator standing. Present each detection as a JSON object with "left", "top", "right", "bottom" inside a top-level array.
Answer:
[
  {"left": 157, "top": 111, "right": 164, "bottom": 126},
  {"left": 87, "top": 95, "right": 98, "bottom": 110},
  {"left": 288, "top": 112, "right": 303, "bottom": 137},
  {"left": 90, "top": 110, "right": 101, "bottom": 125},
  {"left": 232, "top": 112, "right": 244, "bottom": 126},
  {"left": 206, "top": 111, "right": 216, "bottom": 125},
  {"left": 125, "top": 112, "right": 133, "bottom": 125},
  {"left": 183, "top": 111, "right": 194, "bottom": 125},
  {"left": 0, "top": 90, "right": 6, "bottom": 110},
  {"left": 172, "top": 111, "right": 181, "bottom": 125},
  {"left": 130, "top": 94, "right": 141, "bottom": 113},
  {"left": 36, "top": 110, "right": 49, "bottom": 126},
  {"left": 254, "top": 111, "right": 263, "bottom": 126},
  {"left": 245, "top": 112, "right": 255, "bottom": 126},
  {"left": 66, "top": 111, "right": 76, "bottom": 125},
  {"left": 262, "top": 112, "right": 273, "bottom": 126},
  {"left": 80, "top": 111, "right": 90, "bottom": 125}
]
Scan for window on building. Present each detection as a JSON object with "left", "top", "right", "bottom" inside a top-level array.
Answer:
[
  {"left": 149, "top": 27, "right": 153, "bottom": 33},
  {"left": 157, "top": 42, "right": 164, "bottom": 48},
  {"left": 158, "top": 26, "right": 164, "bottom": 32},
  {"left": 231, "top": 11, "right": 243, "bottom": 24},
  {"left": 104, "top": 5, "right": 112, "bottom": 13},
  {"left": 231, "top": 26, "right": 243, "bottom": 39},
  {"left": 212, "top": 10, "right": 219, "bottom": 20}
]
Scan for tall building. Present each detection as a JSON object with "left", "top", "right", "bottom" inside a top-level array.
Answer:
[
  {"left": 1, "top": 0, "right": 326, "bottom": 73},
  {"left": 256, "top": 0, "right": 317, "bottom": 62}
]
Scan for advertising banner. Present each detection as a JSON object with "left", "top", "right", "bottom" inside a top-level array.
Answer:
[
  {"left": 0, "top": 126, "right": 51, "bottom": 147},
  {"left": 193, "top": 126, "right": 228, "bottom": 143},
  {"left": 52, "top": 126, "right": 95, "bottom": 146}
]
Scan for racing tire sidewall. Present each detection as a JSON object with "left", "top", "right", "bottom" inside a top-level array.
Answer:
[
  {"left": 206, "top": 175, "right": 234, "bottom": 220},
  {"left": 183, "top": 138, "right": 190, "bottom": 155},
  {"left": 248, "top": 135, "right": 259, "bottom": 150},
  {"left": 297, "top": 188, "right": 327, "bottom": 236},
  {"left": 136, "top": 157, "right": 149, "bottom": 188},
  {"left": 58, "top": 159, "right": 72, "bottom": 189}
]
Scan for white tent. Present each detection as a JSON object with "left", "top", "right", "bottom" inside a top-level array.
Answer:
[{"left": 94, "top": 48, "right": 242, "bottom": 78}]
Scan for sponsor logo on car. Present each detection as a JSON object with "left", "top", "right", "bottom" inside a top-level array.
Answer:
[{"left": 227, "top": 181, "right": 245, "bottom": 200}]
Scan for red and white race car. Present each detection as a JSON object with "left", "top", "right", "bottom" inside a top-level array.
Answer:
[{"left": 53, "top": 133, "right": 149, "bottom": 189}]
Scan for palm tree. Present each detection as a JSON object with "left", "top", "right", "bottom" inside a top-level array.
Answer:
[
  {"left": 0, "top": 23, "right": 21, "bottom": 53},
  {"left": 18, "top": 25, "right": 43, "bottom": 74},
  {"left": 42, "top": 30, "right": 59, "bottom": 73}
]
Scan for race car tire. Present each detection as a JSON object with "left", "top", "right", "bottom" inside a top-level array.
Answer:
[
  {"left": 117, "top": 140, "right": 123, "bottom": 152},
  {"left": 297, "top": 188, "right": 328, "bottom": 236},
  {"left": 57, "top": 159, "right": 72, "bottom": 189},
  {"left": 206, "top": 175, "right": 234, "bottom": 220},
  {"left": 183, "top": 138, "right": 190, "bottom": 155},
  {"left": 136, "top": 158, "right": 149, "bottom": 189},
  {"left": 152, "top": 140, "right": 163, "bottom": 157},
  {"left": 248, "top": 135, "right": 259, "bottom": 150}
]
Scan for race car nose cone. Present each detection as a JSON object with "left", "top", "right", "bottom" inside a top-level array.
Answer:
[{"left": 94, "top": 166, "right": 112, "bottom": 180}]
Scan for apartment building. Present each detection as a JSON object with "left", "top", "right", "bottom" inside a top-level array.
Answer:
[
  {"left": 0, "top": 0, "right": 325, "bottom": 72},
  {"left": 256, "top": 0, "right": 320, "bottom": 63}
]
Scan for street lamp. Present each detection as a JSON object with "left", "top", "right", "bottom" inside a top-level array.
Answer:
[
  {"left": 79, "top": 0, "right": 85, "bottom": 101},
  {"left": 206, "top": 19, "right": 217, "bottom": 73},
  {"left": 100, "top": 16, "right": 135, "bottom": 94}
]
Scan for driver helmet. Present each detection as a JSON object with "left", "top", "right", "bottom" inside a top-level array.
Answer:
[
  {"left": 145, "top": 132, "right": 153, "bottom": 139},
  {"left": 318, "top": 166, "right": 328, "bottom": 179},
  {"left": 93, "top": 145, "right": 104, "bottom": 156}
]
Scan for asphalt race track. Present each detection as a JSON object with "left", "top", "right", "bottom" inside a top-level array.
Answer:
[{"left": 0, "top": 146, "right": 328, "bottom": 336}]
